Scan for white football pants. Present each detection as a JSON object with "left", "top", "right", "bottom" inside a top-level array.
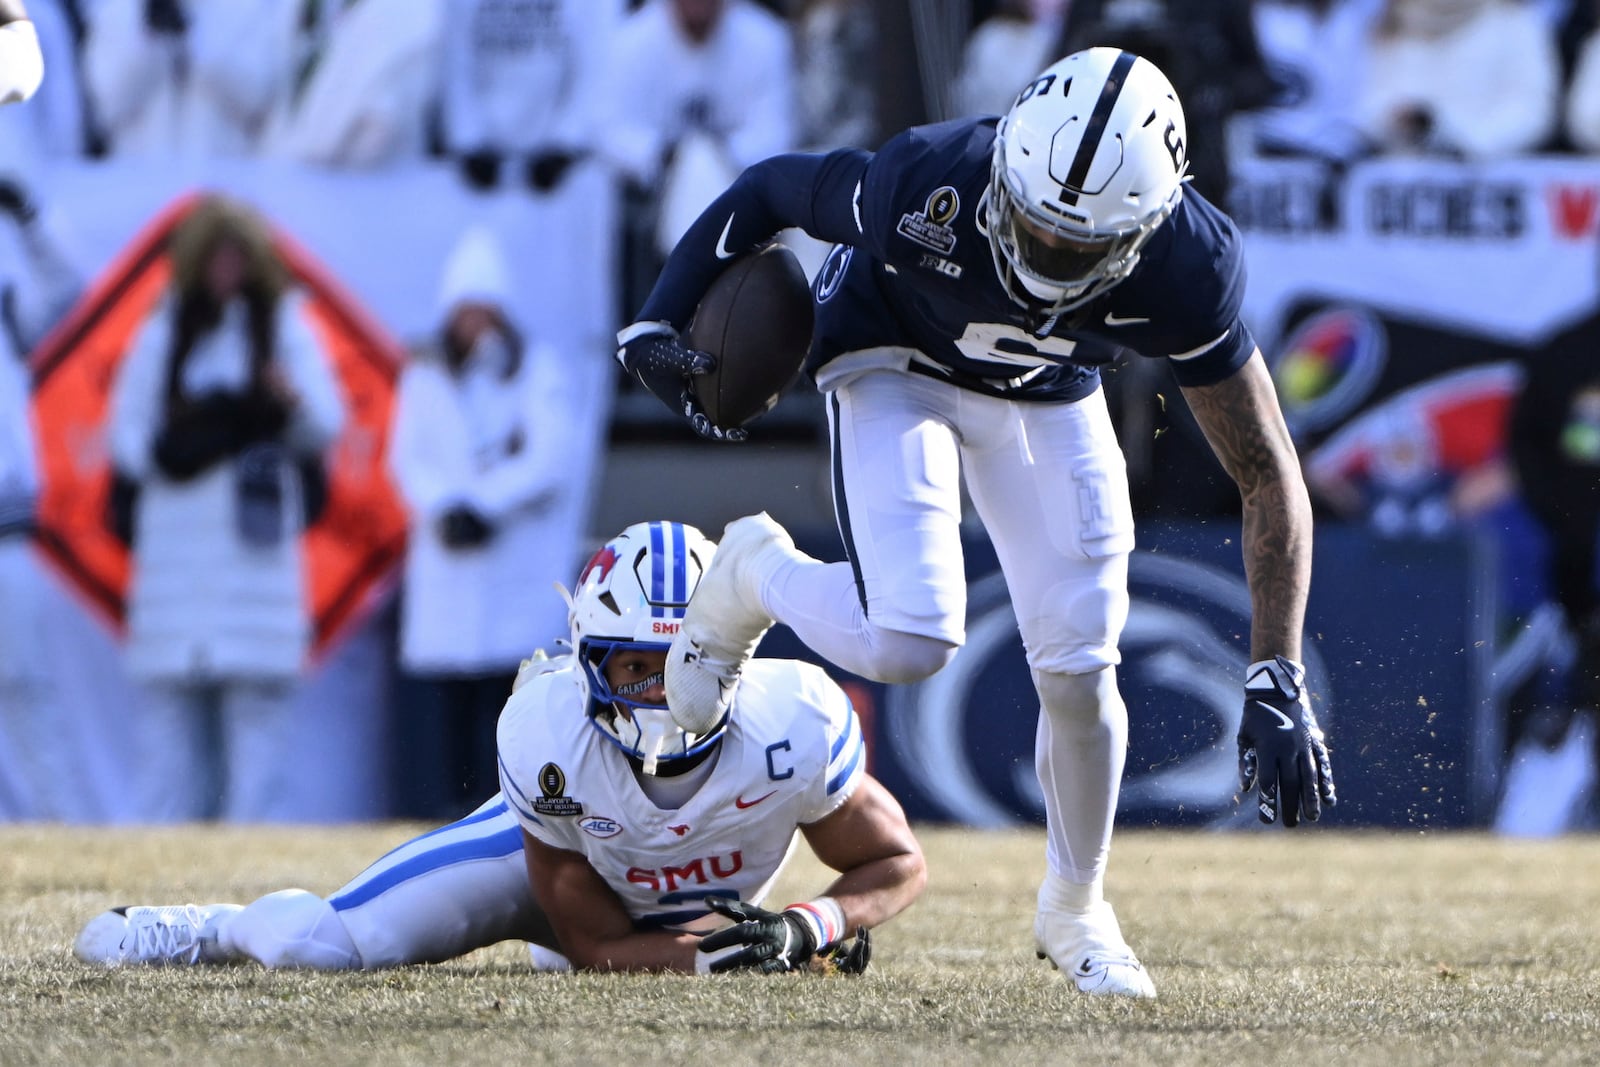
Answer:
[
  {"left": 221, "top": 794, "right": 557, "bottom": 969},
  {"left": 769, "top": 362, "right": 1135, "bottom": 885}
]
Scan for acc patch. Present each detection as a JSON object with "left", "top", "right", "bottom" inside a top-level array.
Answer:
[
  {"left": 578, "top": 815, "right": 623, "bottom": 839},
  {"left": 533, "top": 762, "right": 583, "bottom": 817},
  {"left": 897, "top": 186, "right": 960, "bottom": 254}
]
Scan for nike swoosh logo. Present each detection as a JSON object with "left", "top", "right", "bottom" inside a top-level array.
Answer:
[
  {"left": 1253, "top": 700, "right": 1296, "bottom": 731},
  {"left": 1103, "top": 313, "right": 1151, "bottom": 327},
  {"left": 715, "top": 213, "right": 737, "bottom": 260},
  {"left": 735, "top": 790, "right": 777, "bottom": 809}
]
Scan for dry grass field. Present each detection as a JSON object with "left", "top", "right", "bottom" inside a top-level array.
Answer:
[{"left": 3, "top": 824, "right": 1598, "bottom": 1066}]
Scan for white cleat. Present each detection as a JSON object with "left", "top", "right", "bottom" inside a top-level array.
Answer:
[
  {"left": 665, "top": 513, "right": 794, "bottom": 735},
  {"left": 1035, "top": 900, "right": 1157, "bottom": 999},
  {"left": 73, "top": 904, "right": 242, "bottom": 967}
]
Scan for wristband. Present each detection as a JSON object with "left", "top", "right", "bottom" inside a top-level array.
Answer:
[
  {"left": 1244, "top": 656, "right": 1304, "bottom": 692},
  {"left": 616, "top": 320, "right": 675, "bottom": 346},
  {"left": 784, "top": 897, "right": 844, "bottom": 949}
]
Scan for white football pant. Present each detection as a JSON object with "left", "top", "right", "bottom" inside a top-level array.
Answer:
[
  {"left": 219, "top": 794, "right": 554, "bottom": 969},
  {"left": 767, "top": 361, "right": 1134, "bottom": 885}
]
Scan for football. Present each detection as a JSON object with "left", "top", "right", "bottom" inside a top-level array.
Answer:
[{"left": 683, "top": 242, "right": 814, "bottom": 429}]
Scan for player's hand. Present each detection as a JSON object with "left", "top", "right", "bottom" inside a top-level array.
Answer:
[
  {"left": 696, "top": 898, "right": 819, "bottom": 974},
  {"left": 0, "top": 178, "right": 38, "bottom": 224},
  {"left": 458, "top": 149, "right": 502, "bottom": 191},
  {"left": 616, "top": 321, "right": 714, "bottom": 381},
  {"left": 437, "top": 504, "right": 494, "bottom": 549},
  {"left": 816, "top": 925, "right": 871, "bottom": 976},
  {"left": 144, "top": 0, "right": 188, "bottom": 34},
  {"left": 524, "top": 150, "right": 582, "bottom": 193},
  {"left": 616, "top": 321, "right": 746, "bottom": 440},
  {"left": 1237, "top": 656, "right": 1336, "bottom": 827},
  {"left": 683, "top": 392, "right": 747, "bottom": 444}
]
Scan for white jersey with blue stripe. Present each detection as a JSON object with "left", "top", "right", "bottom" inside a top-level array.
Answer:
[{"left": 497, "top": 658, "right": 865, "bottom": 930}]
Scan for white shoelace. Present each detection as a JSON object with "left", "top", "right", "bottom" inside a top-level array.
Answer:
[{"left": 128, "top": 909, "right": 202, "bottom": 964}]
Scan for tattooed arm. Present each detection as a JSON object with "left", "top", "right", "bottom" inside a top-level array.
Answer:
[{"left": 1179, "top": 349, "right": 1313, "bottom": 662}]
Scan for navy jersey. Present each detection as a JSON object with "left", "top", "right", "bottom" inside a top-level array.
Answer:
[{"left": 638, "top": 117, "right": 1256, "bottom": 403}]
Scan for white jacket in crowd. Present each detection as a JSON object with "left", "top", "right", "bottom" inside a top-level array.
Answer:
[
  {"left": 107, "top": 290, "right": 345, "bottom": 685},
  {"left": 388, "top": 227, "right": 587, "bottom": 676},
  {"left": 260, "top": 0, "right": 442, "bottom": 168},
  {"left": 440, "top": 0, "right": 620, "bottom": 158},
  {"left": 0, "top": 11, "right": 43, "bottom": 107},
  {"left": 81, "top": 0, "right": 301, "bottom": 160},
  {"left": 1566, "top": 23, "right": 1600, "bottom": 153},
  {"left": 1357, "top": 0, "right": 1560, "bottom": 158},
  {"left": 601, "top": 0, "right": 795, "bottom": 186}
]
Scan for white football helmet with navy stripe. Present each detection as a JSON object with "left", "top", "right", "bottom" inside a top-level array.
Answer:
[
  {"left": 570, "top": 521, "right": 723, "bottom": 773},
  {"left": 986, "top": 47, "right": 1189, "bottom": 314}
]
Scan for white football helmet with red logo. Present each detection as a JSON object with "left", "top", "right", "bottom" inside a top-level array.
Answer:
[
  {"left": 986, "top": 47, "right": 1190, "bottom": 314},
  {"left": 569, "top": 521, "right": 723, "bottom": 774}
]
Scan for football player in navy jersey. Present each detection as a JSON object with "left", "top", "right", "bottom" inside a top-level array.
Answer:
[
  {"left": 73, "top": 522, "right": 924, "bottom": 977},
  {"left": 618, "top": 48, "right": 1336, "bottom": 998}
]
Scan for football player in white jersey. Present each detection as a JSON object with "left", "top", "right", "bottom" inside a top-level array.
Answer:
[
  {"left": 0, "top": 1, "right": 43, "bottom": 106},
  {"left": 74, "top": 521, "right": 925, "bottom": 976}
]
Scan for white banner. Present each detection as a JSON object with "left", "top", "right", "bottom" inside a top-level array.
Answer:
[{"left": 1234, "top": 155, "right": 1600, "bottom": 350}]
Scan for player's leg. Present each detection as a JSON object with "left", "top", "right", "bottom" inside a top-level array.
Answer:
[
  {"left": 666, "top": 365, "right": 961, "bottom": 732},
  {"left": 76, "top": 795, "right": 555, "bottom": 970},
  {"left": 787, "top": 368, "right": 967, "bottom": 680},
  {"left": 961, "top": 386, "right": 1153, "bottom": 997},
  {"left": 308, "top": 793, "right": 554, "bottom": 968}
]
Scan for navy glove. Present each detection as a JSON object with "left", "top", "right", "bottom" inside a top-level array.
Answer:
[
  {"left": 0, "top": 178, "right": 38, "bottom": 224},
  {"left": 458, "top": 149, "right": 502, "bottom": 191},
  {"left": 615, "top": 322, "right": 745, "bottom": 444},
  {"left": 524, "top": 150, "right": 582, "bottom": 193},
  {"left": 1238, "top": 656, "right": 1337, "bottom": 827},
  {"left": 144, "top": 0, "right": 188, "bottom": 34},
  {"left": 437, "top": 504, "right": 494, "bottom": 549}
]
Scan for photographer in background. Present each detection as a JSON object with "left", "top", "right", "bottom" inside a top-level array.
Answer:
[{"left": 106, "top": 195, "right": 345, "bottom": 822}]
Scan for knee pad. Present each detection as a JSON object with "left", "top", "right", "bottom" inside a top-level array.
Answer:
[
  {"left": 1035, "top": 667, "right": 1123, "bottom": 726},
  {"left": 228, "top": 889, "right": 363, "bottom": 971},
  {"left": 870, "top": 627, "right": 958, "bottom": 684}
]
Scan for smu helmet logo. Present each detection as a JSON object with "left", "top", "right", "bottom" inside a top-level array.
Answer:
[{"left": 579, "top": 544, "right": 620, "bottom": 585}]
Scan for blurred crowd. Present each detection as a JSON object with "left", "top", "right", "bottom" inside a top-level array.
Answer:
[{"left": 0, "top": 0, "right": 1598, "bottom": 827}]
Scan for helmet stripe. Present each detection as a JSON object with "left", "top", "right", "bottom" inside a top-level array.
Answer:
[
  {"left": 643, "top": 521, "right": 690, "bottom": 618},
  {"left": 1060, "top": 49, "right": 1137, "bottom": 206},
  {"left": 668, "top": 521, "right": 687, "bottom": 618},
  {"left": 649, "top": 521, "right": 667, "bottom": 614}
]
